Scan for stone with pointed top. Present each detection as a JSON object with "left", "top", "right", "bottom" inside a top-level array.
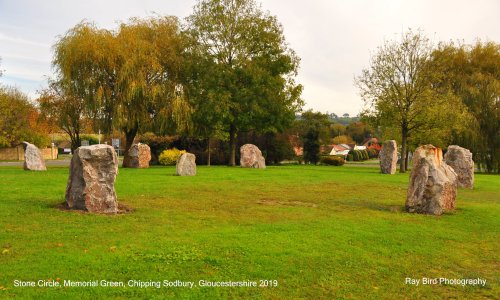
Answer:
[
  {"left": 176, "top": 153, "right": 196, "bottom": 176},
  {"left": 444, "top": 145, "right": 474, "bottom": 189},
  {"left": 406, "top": 144, "right": 457, "bottom": 215},
  {"left": 22, "top": 142, "right": 47, "bottom": 171}
]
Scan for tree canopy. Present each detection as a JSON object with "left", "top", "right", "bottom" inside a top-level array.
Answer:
[
  {"left": 0, "top": 86, "right": 50, "bottom": 148},
  {"left": 37, "top": 79, "right": 87, "bottom": 152},
  {"left": 431, "top": 41, "right": 500, "bottom": 173},
  {"left": 356, "top": 29, "right": 468, "bottom": 172},
  {"left": 185, "top": 0, "right": 303, "bottom": 165},
  {"left": 52, "top": 17, "right": 188, "bottom": 165}
]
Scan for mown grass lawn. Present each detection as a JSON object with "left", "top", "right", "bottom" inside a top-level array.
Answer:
[{"left": 0, "top": 165, "right": 498, "bottom": 299}]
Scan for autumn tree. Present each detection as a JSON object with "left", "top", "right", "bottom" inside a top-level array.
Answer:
[
  {"left": 356, "top": 29, "right": 467, "bottom": 172},
  {"left": 186, "top": 0, "right": 303, "bottom": 166},
  {"left": 38, "top": 80, "right": 87, "bottom": 152},
  {"left": 116, "top": 17, "right": 188, "bottom": 166},
  {"left": 345, "top": 121, "right": 373, "bottom": 144},
  {"left": 53, "top": 17, "right": 188, "bottom": 166},
  {"left": 330, "top": 123, "right": 346, "bottom": 138},
  {"left": 0, "top": 86, "right": 49, "bottom": 148},
  {"left": 332, "top": 135, "right": 354, "bottom": 145}
]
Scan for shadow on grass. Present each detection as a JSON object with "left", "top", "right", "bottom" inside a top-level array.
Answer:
[
  {"left": 53, "top": 202, "right": 135, "bottom": 215},
  {"left": 332, "top": 199, "right": 464, "bottom": 217}
]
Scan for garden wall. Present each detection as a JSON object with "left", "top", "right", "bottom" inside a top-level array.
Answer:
[{"left": 0, "top": 146, "right": 58, "bottom": 160}]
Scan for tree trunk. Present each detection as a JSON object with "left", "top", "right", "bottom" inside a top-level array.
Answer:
[
  {"left": 229, "top": 124, "right": 237, "bottom": 166},
  {"left": 405, "top": 149, "right": 410, "bottom": 171},
  {"left": 400, "top": 128, "right": 408, "bottom": 173},
  {"left": 69, "top": 131, "right": 81, "bottom": 154},
  {"left": 122, "top": 126, "right": 138, "bottom": 168},
  {"left": 207, "top": 137, "right": 211, "bottom": 166}
]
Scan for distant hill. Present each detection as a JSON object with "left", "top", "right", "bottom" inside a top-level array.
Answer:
[{"left": 328, "top": 113, "right": 360, "bottom": 125}]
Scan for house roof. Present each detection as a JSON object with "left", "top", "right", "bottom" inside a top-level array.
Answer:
[
  {"left": 332, "top": 144, "right": 348, "bottom": 151},
  {"left": 362, "top": 137, "right": 379, "bottom": 146},
  {"left": 340, "top": 143, "right": 356, "bottom": 150}
]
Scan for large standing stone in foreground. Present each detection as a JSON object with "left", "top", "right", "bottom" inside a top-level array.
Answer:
[
  {"left": 124, "top": 143, "right": 151, "bottom": 168},
  {"left": 379, "top": 140, "right": 397, "bottom": 174},
  {"left": 65, "top": 145, "right": 118, "bottom": 213},
  {"left": 240, "top": 144, "right": 266, "bottom": 169},
  {"left": 22, "top": 142, "right": 47, "bottom": 171},
  {"left": 176, "top": 153, "right": 196, "bottom": 176},
  {"left": 444, "top": 145, "right": 474, "bottom": 189},
  {"left": 406, "top": 144, "right": 457, "bottom": 215}
]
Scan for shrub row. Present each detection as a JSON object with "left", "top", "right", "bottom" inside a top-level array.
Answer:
[
  {"left": 346, "top": 149, "right": 370, "bottom": 161},
  {"left": 320, "top": 155, "right": 345, "bottom": 166},
  {"left": 367, "top": 148, "right": 379, "bottom": 158}
]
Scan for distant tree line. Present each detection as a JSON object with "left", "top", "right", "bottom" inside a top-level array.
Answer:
[
  {"left": 1, "top": 17, "right": 498, "bottom": 172},
  {"left": 35, "top": 0, "right": 302, "bottom": 167}
]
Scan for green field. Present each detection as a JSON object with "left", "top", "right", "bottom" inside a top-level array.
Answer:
[{"left": 0, "top": 165, "right": 498, "bottom": 299}]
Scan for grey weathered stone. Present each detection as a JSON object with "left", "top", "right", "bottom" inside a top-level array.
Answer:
[
  {"left": 125, "top": 143, "right": 151, "bottom": 168},
  {"left": 176, "top": 153, "right": 196, "bottom": 176},
  {"left": 22, "top": 142, "right": 47, "bottom": 171},
  {"left": 406, "top": 144, "right": 457, "bottom": 215},
  {"left": 444, "top": 145, "right": 474, "bottom": 189},
  {"left": 379, "top": 140, "right": 397, "bottom": 174},
  {"left": 65, "top": 144, "right": 119, "bottom": 213},
  {"left": 240, "top": 144, "right": 266, "bottom": 168}
]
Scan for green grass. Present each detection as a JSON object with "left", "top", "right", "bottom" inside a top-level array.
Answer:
[{"left": 0, "top": 165, "right": 498, "bottom": 299}]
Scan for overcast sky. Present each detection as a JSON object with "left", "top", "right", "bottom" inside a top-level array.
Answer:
[{"left": 0, "top": 0, "right": 499, "bottom": 116}]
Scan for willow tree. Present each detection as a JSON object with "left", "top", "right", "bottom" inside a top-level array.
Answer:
[
  {"left": 431, "top": 41, "right": 500, "bottom": 173},
  {"left": 53, "top": 17, "right": 188, "bottom": 166},
  {"left": 53, "top": 23, "right": 117, "bottom": 133},
  {"left": 186, "top": 0, "right": 303, "bottom": 166},
  {"left": 356, "top": 29, "right": 467, "bottom": 173},
  {"left": 116, "top": 17, "right": 188, "bottom": 167}
]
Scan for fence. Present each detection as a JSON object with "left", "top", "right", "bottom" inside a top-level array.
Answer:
[{"left": 0, "top": 145, "right": 58, "bottom": 160}]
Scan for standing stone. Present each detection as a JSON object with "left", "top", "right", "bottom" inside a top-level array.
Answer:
[
  {"left": 444, "top": 145, "right": 474, "bottom": 189},
  {"left": 125, "top": 143, "right": 151, "bottom": 168},
  {"left": 406, "top": 144, "right": 457, "bottom": 215},
  {"left": 176, "top": 153, "right": 196, "bottom": 176},
  {"left": 240, "top": 144, "right": 266, "bottom": 169},
  {"left": 65, "top": 145, "right": 118, "bottom": 213},
  {"left": 379, "top": 140, "right": 397, "bottom": 174},
  {"left": 22, "top": 142, "right": 47, "bottom": 171}
]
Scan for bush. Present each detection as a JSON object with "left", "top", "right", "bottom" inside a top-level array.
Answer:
[
  {"left": 349, "top": 150, "right": 361, "bottom": 161},
  {"left": 358, "top": 150, "right": 364, "bottom": 160},
  {"left": 346, "top": 154, "right": 353, "bottom": 161},
  {"left": 303, "top": 129, "right": 320, "bottom": 164},
  {"left": 158, "top": 148, "right": 186, "bottom": 165},
  {"left": 367, "top": 148, "right": 378, "bottom": 158},
  {"left": 361, "top": 149, "right": 369, "bottom": 160},
  {"left": 320, "top": 155, "right": 345, "bottom": 166},
  {"left": 139, "top": 133, "right": 178, "bottom": 164},
  {"left": 80, "top": 134, "right": 99, "bottom": 145}
]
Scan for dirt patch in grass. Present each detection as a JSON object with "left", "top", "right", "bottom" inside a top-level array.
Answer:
[
  {"left": 55, "top": 202, "right": 134, "bottom": 214},
  {"left": 257, "top": 199, "right": 318, "bottom": 208}
]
